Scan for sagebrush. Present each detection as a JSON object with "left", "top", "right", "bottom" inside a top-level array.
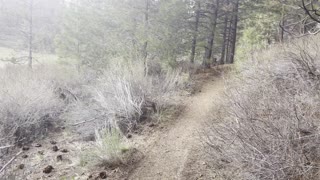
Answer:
[{"left": 205, "top": 36, "right": 320, "bottom": 179}]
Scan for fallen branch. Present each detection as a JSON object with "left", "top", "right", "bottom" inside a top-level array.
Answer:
[
  {"left": 0, "top": 151, "right": 23, "bottom": 174},
  {"left": 0, "top": 145, "right": 14, "bottom": 150},
  {"left": 71, "top": 117, "right": 98, "bottom": 126}
]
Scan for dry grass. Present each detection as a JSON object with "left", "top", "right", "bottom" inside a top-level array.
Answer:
[
  {"left": 79, "top": 128, "right": 128, "bottom": 168},
  {"left": 0, "top": 57, "right": 187, "bottom": 169},
  {"left": 205, "top": 36, "right": 320, "bottom": 179},
  {"left": 64, "top": 60, "right": 186, "bottom": 135},
  {"left": 0, "top": 66, "right": 65, "bottom": 145}
]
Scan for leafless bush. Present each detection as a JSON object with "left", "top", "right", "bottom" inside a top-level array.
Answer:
[
  {"left": 205, "top": 36, "right": 320, "bottom": 179},
  {"left": 0, "top": 57, "right": 186, "bottom": 150},
  {"left": 0, "top": 66, "right": 64, "bottom": 145},
  {"left": 64, "top": 60, "right": 186, "bottom": 135}
]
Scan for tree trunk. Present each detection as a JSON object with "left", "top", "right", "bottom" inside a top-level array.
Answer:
[
  {"left": 220, "top": 3, "right": 229, "bottom": 65},
  {"left": 225, "top": 17, "right": 232, "bottom": 64},
  {"left": 280, "top": 5, "right": 285, "bottom": 43},
  {"left": 190, "top": 1, "right": 200, "bottom": 64},
  {"left": 203, "top": 0, "right": 220, "bottom": 68},
  {"left": 143, "top": 0, "right": 149, "bottom": 76},
  {"left": 28, "top": 0, "right": 33, "bottom": 69},
  {"left": 228, "top": 0, "right": 239, "bottom": 64}
]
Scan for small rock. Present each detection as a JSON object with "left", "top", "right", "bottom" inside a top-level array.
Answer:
[
  {"left": 22, "top": 146, "right": 30, "bottom": 151},
  {"left": 126, "top": 134, "right": 132, "bottom": 139},
  {"left": 83, "top": 134, "right": 95, "bottom": 141},
  {"left": 43, "top": 165, "right": 54, "bottom": 174},
  {"left": 22, "top": 154, "right": 28, "bottom": 159},
  {"left": 56, "top": 155, "right": 63, "bottom": 161},
  {"left": 18, "top": 164, "right": 25, "bottom": 169},
  {"left": 99, "top": 171, "right": 107, "bottom": 179},
  {"left": 148, "top": 123, "right": 155, "bottom": 127},
  {"left": 50, "top": 141, "right": 57, "bottom": 145},
  {"left": 61, "top": 149, "right": 69, "bottom": 153},
  {"left": 34, "top": 143, "right": 42, "bottom": 147},
  {"left": 38, "top": 151, "right": 44, "bottom": 155},
  {"left": 52, "top": 146, "right": 59, "bottom": 152},
  {"left": 61, "top": 126, "right": 66, "bottom": 130},
  {"left": 88, "top": 174, "right": 93, "bottom": 179}
]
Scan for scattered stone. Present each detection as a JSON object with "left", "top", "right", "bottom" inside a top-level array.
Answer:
[
  {"left": 61, "top": 149, "right": 69, "bottom": 153},
  {"left": 38, "top": 151, "right": 44, "bottom": 155},
  {"left": 52, "top": 146, "right": 59, "bottom": 152},
  {"left": 61, "top": 126, "right": 66, "bottom": 130},
  {"left": 18, "top": 164, "right": 25, "bottom": 169},
  {"left": 22, "top": 154, "right": 28, "bottom": 159},
  {"left": 88, "top": 174, "right": 93, "bottom": 179},
  {"left": 83, "top": 134, "right": 95, "bottom": 141},
  {"left": 34, "top": 143, "right": 42, "bottom": 147},
  {"left": 56, "top": 155, "right": 63, "bottom": 161},
  {"left": 43, "top": 165, "right": 54, "bottom": 174},
  {"left": 99, "top": 172, "right": 107, "bottom": 179},
  {"left": 126, "top": 134, "right": 132, "bottom": 139},
  {"left": 22, "top": 146, "right": 30, "bottom": 151},
  {"left": 148, "top": 123, "right": 155, "bottom": 127},
  {"left": 50, "top": 141, "right": 57, "bottom": 145},
  {"left": 121, "top": 148, "right": 129, "bottom": 154}
]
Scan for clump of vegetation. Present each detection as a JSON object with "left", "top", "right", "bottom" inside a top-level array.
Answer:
[
  {"left": 63, "top": 60, "right": 186, "bottom": 135},
  {"left": 0, "top": 66, "right": 65, "bottom": 145},
  {"left": 205, "top": 36, "right": 320, "bottom": 179},
  {"left": 0, "top": 58, "right": 185, "bottom": 147},
  {"left": 79, "top": 128, "right": 127, "bottom": 168}
]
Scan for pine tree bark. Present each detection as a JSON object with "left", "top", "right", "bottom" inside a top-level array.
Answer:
[
  {"left": 279, "top": 5, "right": 285, "bottom": 43},
  {"left": 190, "top": 1, "right": 200, "bottom": 64},
  {"left": 143, "top": 0, "right": 149, "bottom": 76},
  {"left": 220, "top": 1, "right": 229, "bottom": 65},
  {"left": 28, "top": 0, "right": 33, "bottom": 69},
  {"left": 228, "top": 0, "right": 239, "bottom": 64},
  {"left": 203, "top": 0, "right": 220, "bottom": 68},
  {"left": 225, "top": 18, "right": 232, "bottom": 64}
]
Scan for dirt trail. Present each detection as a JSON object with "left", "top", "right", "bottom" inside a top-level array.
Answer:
[{"left": 128, "top": 75, "right": 225, "bottom": 180}]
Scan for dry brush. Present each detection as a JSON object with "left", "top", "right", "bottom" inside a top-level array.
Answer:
[{"left": 205, "top": 36, "right": 320, "bottom": 179}]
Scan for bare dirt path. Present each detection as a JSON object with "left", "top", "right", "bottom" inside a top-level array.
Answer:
[{"left": 128, "top": 75, "right": 225, "bottom": 180}]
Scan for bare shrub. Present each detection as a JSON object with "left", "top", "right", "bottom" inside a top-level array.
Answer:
[
  {"left": 64, "top": 59, "right": 186, "bottom": 135},
  {"left": 0, "top": 66, "right": 64, "bottom": 145},
  {"left": 205, "top": 37, "right": 320, "bottom": 179}
]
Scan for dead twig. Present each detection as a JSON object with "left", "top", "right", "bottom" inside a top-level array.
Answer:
[
  {"left": 0, "top": 145, "right": 14, "bottom": 150},
  {"left": 71, "top": 117, "right": 98, "bottom": 126},
  {"left": 0, "top": 151, "right": 23, "bottom": 174}
]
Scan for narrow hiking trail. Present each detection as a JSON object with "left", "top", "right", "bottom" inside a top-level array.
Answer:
[{"left": 128, "top": 75, "right": 225, "bottom": 180}]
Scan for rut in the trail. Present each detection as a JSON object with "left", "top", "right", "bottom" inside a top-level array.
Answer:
[{"left": 128, "top": 76, "right": 225, "bottom": 180}]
